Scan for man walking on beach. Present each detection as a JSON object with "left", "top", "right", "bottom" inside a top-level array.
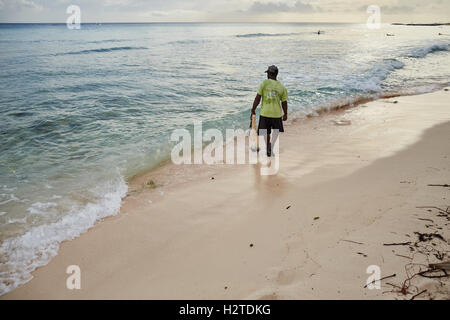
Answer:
[{"left": 251, "top": 65, "right": 288, "bottom": 157}]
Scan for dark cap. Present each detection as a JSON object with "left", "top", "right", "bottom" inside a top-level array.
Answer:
[{"left": 265, "top": 65, "right": 279, "bottom": 74}]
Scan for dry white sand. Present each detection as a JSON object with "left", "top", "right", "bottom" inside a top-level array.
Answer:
[{"left": 3, "top": 88, "right": 450, "bottom": 300}]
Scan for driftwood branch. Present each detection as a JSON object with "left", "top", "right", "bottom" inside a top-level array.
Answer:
[
  {"left": 341, "top": 239, "right": 364, "bottom": 245},
  {"left": 383, "top": 242, "right": 411, "bottom": 246},
  {"left": 410, "top": 289, "right": 427, "bottom": 300},
  {"left": 429, "top": 261, "right": 450, "bottom": 271},
  {"left": 418, "top": 218, "right": 434, "bottom": 223},
  {"left": 418, "top": 270, "right": 449, "bottom": 279},
  {"left": 416, "top": 206, "right": 448, "bottom": 213},
  {"left": 363, "top": 273, "right": 396, "bottom": 288},
  {"left": 395, "top": 254, "right": 413, "bottom": 260}
]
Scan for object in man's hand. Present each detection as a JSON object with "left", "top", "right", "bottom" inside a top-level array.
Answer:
[{"left": 250, "top": 114, "right": 259, "bottom": 152}]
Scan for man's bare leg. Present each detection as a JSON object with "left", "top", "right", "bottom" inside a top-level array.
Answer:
[
  {"left": 266, "top": 134, "right": 271, "bottom": 156},
  {"left": 268, "top": 130, "right": 280, "bottom": 157}
]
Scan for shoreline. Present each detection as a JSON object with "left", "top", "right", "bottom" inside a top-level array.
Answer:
[
  {"left": 392, "top": 23, "right": 450, "bottom": 26},
  {"left": 2, "top": 87, "right": 450, "bottom": 299},
  {"left": 125, "top": 84, "right": 449, "bottom": 199}
]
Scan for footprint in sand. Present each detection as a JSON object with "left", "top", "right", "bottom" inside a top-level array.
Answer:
[
  {"left": 258, "top": 293, "right": 278, "bottom": 300},
  {"left": 276, "top": 269, "right": 297, "bottom": 285}
]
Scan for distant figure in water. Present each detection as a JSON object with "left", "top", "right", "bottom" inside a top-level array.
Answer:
[
  {"left": 251, "top": 65, "right": 288, "bottom": 157},
  {"left": 317, "top": 30, "right": 322, "bottom": 35},
  {"left": 386, "top": 33, "right": 395, "bottom": 36}
]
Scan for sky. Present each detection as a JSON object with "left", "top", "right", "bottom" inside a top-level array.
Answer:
[{"left": 0, "top": 0, "right": 449, "bottom": 23}]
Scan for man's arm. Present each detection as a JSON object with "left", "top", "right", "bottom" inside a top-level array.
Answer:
[
  {"left": 251, "top": 94, "right": 261, "bottom": 115},
  {"left": 282, "top": 101, "right": 288, "bottom": 121}
]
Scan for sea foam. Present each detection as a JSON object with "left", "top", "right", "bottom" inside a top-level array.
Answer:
[
  {"left": 406, "top": 43, "right": 449, "bottom": 58},
  {"left": 0, "top": 174, "right": 128, "bottom": 296}
]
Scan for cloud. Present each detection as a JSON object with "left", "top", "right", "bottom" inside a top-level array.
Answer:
[
  {"left": 146, "top": 10, "right": 169, "bottom": 17},
  {"left": 103, "top": 0, "right": 134, "bottom": 6},
  {"left": 381, "top": 5, "right": 415, "bottom": 14},
  {"left": 0, "top": 0, "right": 449, "bottom": 23},
  {"left": 358, "top": 4, "right": 414, "bottom": 14},
  {"left": 101, "top": 0, "right": 188, "bottom": 10},
  {"left": 4, "top": 0, "right": 43, "bottom": 10}
]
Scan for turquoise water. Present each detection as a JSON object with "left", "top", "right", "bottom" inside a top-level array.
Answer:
[{"left": 0, "top": 23, "right": 449, "bottom": 294}]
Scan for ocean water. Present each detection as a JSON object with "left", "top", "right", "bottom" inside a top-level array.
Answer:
[{"left": 0, "top": 22, "right": 449, "bottom": 294}]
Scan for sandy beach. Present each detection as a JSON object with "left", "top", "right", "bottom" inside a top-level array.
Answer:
[{"left": 3, "top": 87, "right": 449, "bottom": 300}]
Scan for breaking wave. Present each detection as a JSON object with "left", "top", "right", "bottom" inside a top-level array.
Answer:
[
  {"left": 406, "top": 43, "right": 449, "bottom": 58},
  {"left": 57, "top": 46, "right": 148, "bottom": 56},
  {"left": 0, "top": 174, "right": 128, "bottom": 295},
  {"left": 236, "top": 32, "right": 300, "bottom": 38}
]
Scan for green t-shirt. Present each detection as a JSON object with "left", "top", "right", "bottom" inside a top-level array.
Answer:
[{"left": 257, "top": 79, "right": 288, "bottom": 118}]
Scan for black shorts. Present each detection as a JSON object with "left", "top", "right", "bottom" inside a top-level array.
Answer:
[{"left": 258, "top": 115, "right": 284, "bottom": 136}]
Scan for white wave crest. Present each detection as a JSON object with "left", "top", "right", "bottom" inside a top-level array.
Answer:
[{"left": 0, "top": 174, "right": 128, "bottom": 296}]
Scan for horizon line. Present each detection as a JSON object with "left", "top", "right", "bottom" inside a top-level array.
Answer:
[{"left": 0, "top": 21, "right": 399, "bottom": 25}]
